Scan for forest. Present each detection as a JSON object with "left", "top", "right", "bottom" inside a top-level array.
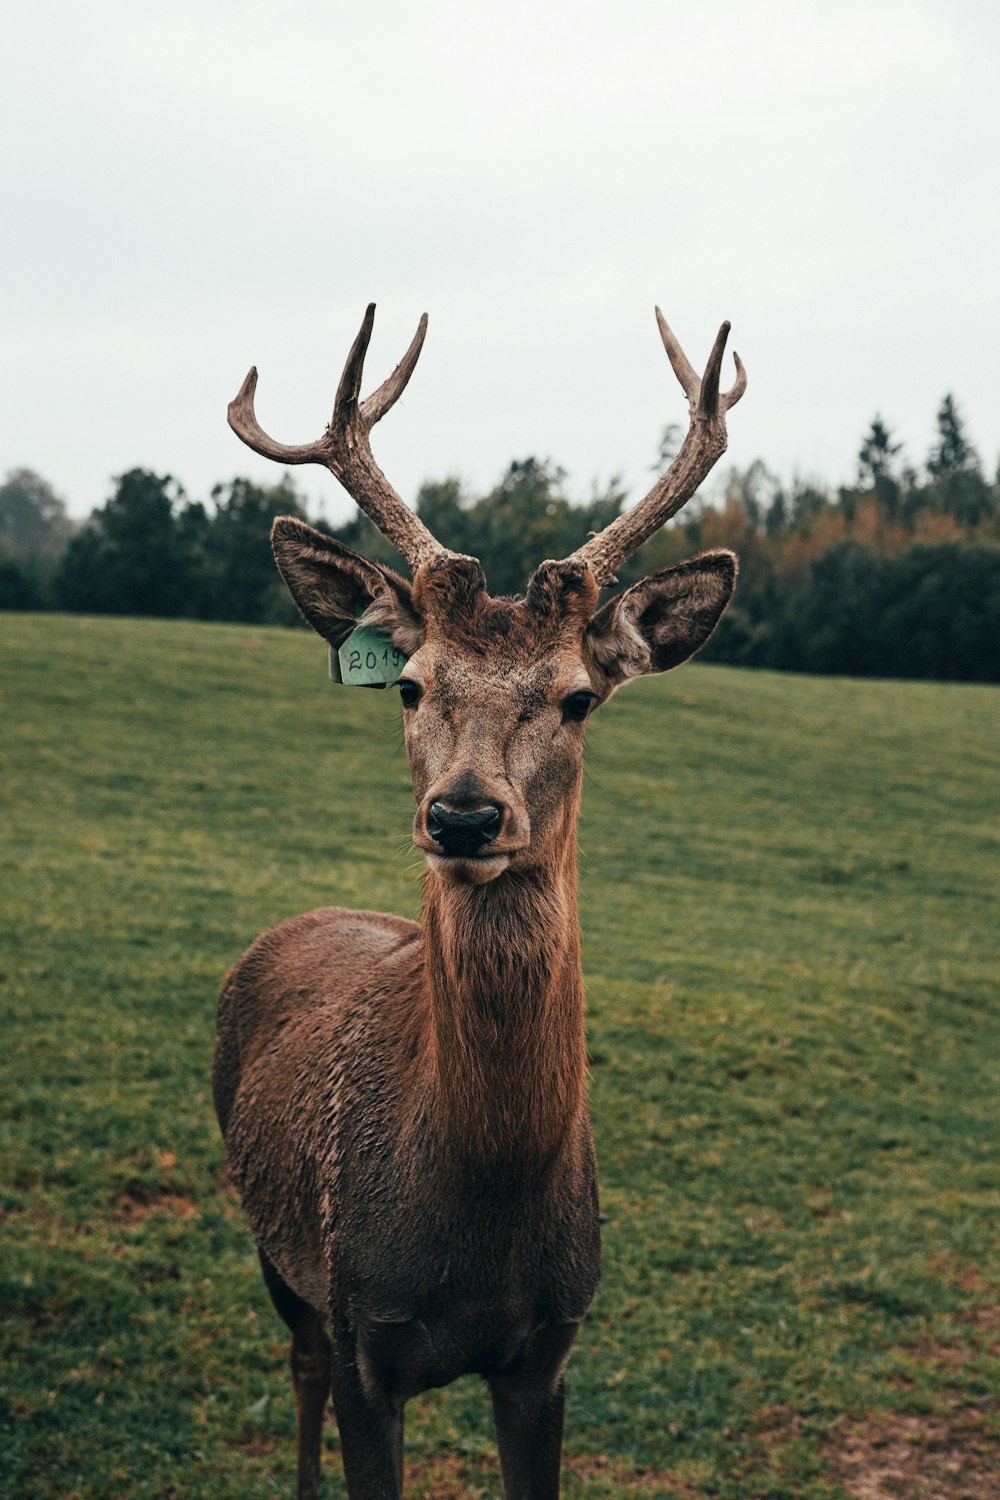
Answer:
[{"left": 2, "top": 396, "right": 998, "bottom": 681}]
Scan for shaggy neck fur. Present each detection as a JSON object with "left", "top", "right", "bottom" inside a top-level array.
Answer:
[{"left": 418, "top": 801, "right": 587, "bottom": 1179}]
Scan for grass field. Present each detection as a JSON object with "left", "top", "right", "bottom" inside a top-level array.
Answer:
[{"left": 2, "top": 611, "right": 998, "bottom": 1499}]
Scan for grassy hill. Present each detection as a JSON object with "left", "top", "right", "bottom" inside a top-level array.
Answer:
[{"left": 2, "top": 612, "right": 998, "bottom": 1498}]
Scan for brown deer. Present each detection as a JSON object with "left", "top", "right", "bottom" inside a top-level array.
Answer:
[{"left": 213, "top": 303, "right": 745, "bottom": 1499}]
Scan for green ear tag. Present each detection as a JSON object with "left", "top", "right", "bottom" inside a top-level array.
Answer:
[{"left": 333, "top": 624, "right": 408, "bottom": 687}]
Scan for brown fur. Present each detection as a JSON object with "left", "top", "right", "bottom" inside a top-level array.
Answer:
[{"left": 214, "top": 525, "right": 737, "bottom": 1499}]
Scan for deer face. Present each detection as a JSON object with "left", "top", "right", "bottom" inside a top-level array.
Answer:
[
  {"left": 271, "top": 524, "right": 736, "bottom": 886},
  {"left": 399, "top": 557, "right": 602, "bottom": 886}
]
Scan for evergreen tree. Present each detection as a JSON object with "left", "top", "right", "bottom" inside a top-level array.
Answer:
[
  {"left": 926, "top": 395, "right": 989, "bottom": 525},
  {"left": 858, "top": 415, "right": 902, "bottom": 517},
  {"left": 858, "top": 416, "right": 902, "bottom": 488},
  {"left": 927, "top": 395, "right": 977, "bottom": 479}
]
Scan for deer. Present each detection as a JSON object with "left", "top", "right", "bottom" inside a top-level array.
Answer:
[{"left": 213, "top": 302, "right": 745, "bottom": 1500}]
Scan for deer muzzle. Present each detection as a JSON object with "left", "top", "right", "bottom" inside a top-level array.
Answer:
[{"left": 426, "top": 802, "right": 502, "bottom": 857}]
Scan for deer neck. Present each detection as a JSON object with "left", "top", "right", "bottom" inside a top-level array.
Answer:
[{"left": 419, "top": 817, "right": 587, "bottom": 1174}]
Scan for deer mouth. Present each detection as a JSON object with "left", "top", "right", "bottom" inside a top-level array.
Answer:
[{"left": 423, "top": 849, "right": 513, "bottom": 886}]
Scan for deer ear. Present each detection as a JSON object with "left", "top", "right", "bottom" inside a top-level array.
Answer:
[
  {"left": 588, "top": 550, "right": 737, "bottom": 687},
  {"left": 270, "top": 516, "right": 424, "bottom": 655}
]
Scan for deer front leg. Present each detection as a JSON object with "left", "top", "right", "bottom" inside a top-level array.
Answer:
[
  {"left": 289, "top": 1329, "right": 332, "bottom": 1500},
  {"left": 489, "top": 1322, "right": 578, "bottom": 1500},
  {"left": 490, "top": 1375, "right": 565, "bottom": 1500},
  {"left": 328, "top": 1317, "right": 404, "bottom": 1500},
  {"left": 257, "top": 1251, "right": 332, "bottom": 1500}
]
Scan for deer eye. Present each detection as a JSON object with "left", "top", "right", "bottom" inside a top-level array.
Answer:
[
  {"left": 563, "top": 691, "right": 595, "bottom": 722},
  {"left": 398, "top": 680, "right": 422, "bottom": 710}
]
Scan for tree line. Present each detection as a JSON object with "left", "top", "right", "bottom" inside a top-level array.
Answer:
[{"left": 2, "top": 394, "right": 998, "bottom": 682}]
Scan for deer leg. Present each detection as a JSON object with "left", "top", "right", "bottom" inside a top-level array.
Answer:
[
  {"left": 489, "top": 1321, "right": 580, "bottom": 1500},
  {"left": 327, "top": 1318, "right": 404, "bottom": 1500},
  {"left": 258, "top": 1251, "right": 331, "bottom": 1500},
  {"left": 490, "top": 1374, "right": 566, "bottom": 1500}
]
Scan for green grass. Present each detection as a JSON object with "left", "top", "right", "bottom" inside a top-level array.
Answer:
[{"left": 2, "top": 612, "right": 998, "bottom": 1498}]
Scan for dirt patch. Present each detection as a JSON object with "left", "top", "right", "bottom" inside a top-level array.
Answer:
[
  {"left": 403, "top": 1453, "right": 479, "bottom": 1497},
  {"left": 825, "top": 1410, "right": 998, "bottom": 1499},
  {"left": 958, "top": 1303, "right": 999, "bottom": 1333},
  {"left": 892, "top": 1307, "right": 1000, "bottom": 1383},
  {"left": 114, "top": 1182, "right": 201, "bottom": 1223},
  {"left": 224, "top": 1430, "right": 281, "bottom": 1458},
  {"left": 753, "top": 1403, "right": 803, "bottom": 1443},
  {"left": 899, "top": 1336, "right": 971, "bottom": 1370}
]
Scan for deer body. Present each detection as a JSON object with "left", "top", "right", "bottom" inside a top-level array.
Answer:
[
  {"left": 215, "top": 882, "right": 598, "bottom": 1371},
  {"left": 216, "top": 305, "right": 745, "bottom": 1497}
]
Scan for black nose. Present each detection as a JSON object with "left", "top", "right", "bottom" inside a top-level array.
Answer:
[{"left": 427, "top": 802, "right": 502, "bottom": 857}]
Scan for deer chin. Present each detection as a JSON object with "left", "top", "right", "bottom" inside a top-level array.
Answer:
[{"left": 424, "top": 851, "right": 512, "bottom": 887}]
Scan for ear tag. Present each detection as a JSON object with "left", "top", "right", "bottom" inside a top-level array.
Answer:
[{"left": 331, "top": 613, "right": 408, "bottom": 688}]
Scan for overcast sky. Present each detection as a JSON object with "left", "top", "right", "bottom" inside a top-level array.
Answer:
[{"left": 4, "top": 0, "right": 998, "bottom": 525}]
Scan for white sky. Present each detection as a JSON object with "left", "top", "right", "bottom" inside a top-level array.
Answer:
[{"left": 3, "top": 0, "right": 999, "bottom": 523}]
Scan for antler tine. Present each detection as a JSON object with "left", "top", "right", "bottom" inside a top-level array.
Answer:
[
  {"left": 361, "top": 313, "right": 429, "bottom": 429},
  {"left": 228, "top": 367, "right": 332, "bottom": 465},
  {"left": 227, "top": 305, "right": 449, "bottom": 573},
  {"left": 699, "top": 321, "right": 730, "bottom": 416},
  {"left": 564, "top": 307, "right": 747, "bottom": 586},
  {"left": 655, "top": 306, "right": 700, "bottom": 400},
  {"left": 722, "top": 350, "right": 747, "bottom": 412},
  {"left": 331, "top": 302, "right": 376, "bottom": 426}
]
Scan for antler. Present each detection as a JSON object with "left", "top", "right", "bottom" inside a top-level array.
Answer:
[
  {"left": 228, "top": 304, "right": 450, "bottom": 572},
  {"left": 566, "top": 309, "right": 746, "bottom": 585}
]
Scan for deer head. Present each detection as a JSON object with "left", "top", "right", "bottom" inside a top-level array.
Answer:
[{"left": 229, "top": 305, "right": 745, "bottom": 886}]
